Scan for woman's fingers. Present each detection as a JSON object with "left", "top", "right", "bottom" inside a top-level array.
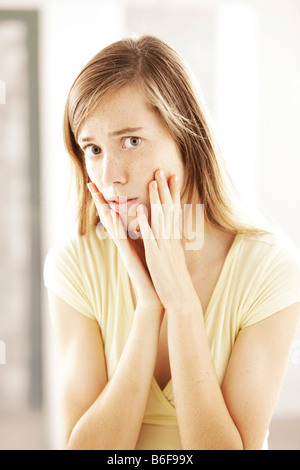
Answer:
[
  {"left": 150, "top": 171, "right": 182, "bottom": 241},
  {"left": 169, "top": 174, "right": 181, "bottom": 206},
  {"left": 88, "top": 182, "right": 130, "bottom": 248},
  {"left": 149, "top": 180, "right": 164, "bottom": 239},
  {"left": 169, "top": 175, "right": 182, "bottom": 239},
  {"left": 155, "top": 170, "right": 173, "bottom": 206},
  {"left": 88, "top": 182, "right": 115, "bottom": 235},
  {"left": 137, "top": 204, "right": 156, "bottom": 245},
  {"left": 112, "top": 208, "right": 162, "bottom": 306}
]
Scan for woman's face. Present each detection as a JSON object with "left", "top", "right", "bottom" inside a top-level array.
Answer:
[{"left": 77, "top": 85, "right": 185, "bottom": 235}]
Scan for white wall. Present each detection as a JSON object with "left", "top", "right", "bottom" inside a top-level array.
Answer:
[
  {"left": 215, "top": 0, "right": 300, "bottom": 421},
  {"left": 254, "top": 0, "right": 300, "bottom": 420}
]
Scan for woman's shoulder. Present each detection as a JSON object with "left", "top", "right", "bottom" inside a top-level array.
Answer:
[
  {"left": 44, "top": 224, "right": 116, "bottom": 275},
  {"left": 237, "top": 229, "right": 300, "bottom": 276},
  {"left": 235, "top": 230, "right": 300, "bottom": 329},
  {"left": 43, "top": 226, "right": 114, "bottom": 320}
]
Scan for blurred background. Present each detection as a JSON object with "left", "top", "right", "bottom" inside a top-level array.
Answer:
[{"left": 0, "top": 0, "right": 299, "bottom": 450}]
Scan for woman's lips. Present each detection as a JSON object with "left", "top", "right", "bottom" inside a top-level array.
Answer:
[{"left": 108, "top": 197, "right": 139, "bottom": 214}]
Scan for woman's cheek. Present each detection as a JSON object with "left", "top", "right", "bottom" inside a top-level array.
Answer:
[
  {"left": 85, "top": 160, "right": 100, "bottom": 185},
  {"left": 84, "top": 158, "right": 92, "bottom": 177}
]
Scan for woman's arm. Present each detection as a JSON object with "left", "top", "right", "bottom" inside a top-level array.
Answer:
[
  {"left": 49, "top": 292, "right": 163, "bottom": 450},
  {"left": 166, "top": 299, "right": 300, "bottom": 450},
  {"left": 166, "top": 298, "right": 243, "bottom": 450}
]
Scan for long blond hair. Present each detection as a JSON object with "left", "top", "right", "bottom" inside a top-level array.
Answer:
[{"left": 63, "top": 35, "right": 266, "bottom": 235}]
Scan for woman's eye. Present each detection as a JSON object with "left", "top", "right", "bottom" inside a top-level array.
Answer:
[
  {"left": 85, "top": 145, "right": 101, "bottom": 157},
  {"left": 123, "top": 137, "right": 141, "bottom": 148}
]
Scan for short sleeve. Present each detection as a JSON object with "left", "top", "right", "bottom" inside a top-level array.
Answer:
[
  {"left": 240, "top": 239, "right": 300, "bottom": 329},
  {"left": 43, "top": 238, "right": 96, "bottom": 320}
]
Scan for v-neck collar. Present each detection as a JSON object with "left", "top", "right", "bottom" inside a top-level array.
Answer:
[{"left": 151, "top": 376, "right": 175, "bottom": 409}]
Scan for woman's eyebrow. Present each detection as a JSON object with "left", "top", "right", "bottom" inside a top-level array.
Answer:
[
  {"left": 78, "top": 127, "right": 144, "bottom": 145},
  {"left": 78, "top": 136, "right": 94, "bottom": 144},
  {"left": 109, "top": 127, "right": 144, "bottom": 136}
]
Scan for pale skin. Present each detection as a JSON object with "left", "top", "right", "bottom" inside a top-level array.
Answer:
[{"left": 48, "top": 85, "right": 300, "bottom": 449}]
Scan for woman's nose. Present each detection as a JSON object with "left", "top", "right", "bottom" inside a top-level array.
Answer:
[{"left": 101, "top": 152, "right": 127, "bottom": 186}]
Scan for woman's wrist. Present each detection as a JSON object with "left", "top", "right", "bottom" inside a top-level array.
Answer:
[
  {"left": 165, "top": 294, "right": 202, "bottom": 318},
  {"left": 134, "top": 301, "right": 164, "bottom": 331}
]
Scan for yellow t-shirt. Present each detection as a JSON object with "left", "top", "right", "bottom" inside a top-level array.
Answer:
[{"left": 44, "top": 227, "right": 300, "bottom": 450}]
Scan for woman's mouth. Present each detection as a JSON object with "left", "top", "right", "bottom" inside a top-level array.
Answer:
[{"left": 108, "top": 197, "right": 139, "bottom": 214}]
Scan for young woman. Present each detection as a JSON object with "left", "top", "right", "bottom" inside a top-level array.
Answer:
[{"left": 44, "top": 35, "right": 300, "bottom": 450}]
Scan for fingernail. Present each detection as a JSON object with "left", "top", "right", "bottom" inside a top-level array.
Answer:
[
  {"left": 158, "top": 170, "right": 164, "bottom": 180},
  {"left": 132, "top": 230, "right": 141, "bottom": 240},
  {"left": 151, "top": 180, "right": 158, "bottom": 191},
  {"left": 173, "top": 175, "right": 178, "bottom": 184}
]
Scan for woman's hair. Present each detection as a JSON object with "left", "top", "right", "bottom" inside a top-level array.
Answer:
[{"left": 63, "top": 35, "right": 266, "bottom": 235}]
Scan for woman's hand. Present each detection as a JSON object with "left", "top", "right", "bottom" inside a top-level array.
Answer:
[
  {"left": 87, "top": 182, "right": 163, "bottom": 315},
  {"left": 137, "top": 170, "right": 199, "bottom": 311}
]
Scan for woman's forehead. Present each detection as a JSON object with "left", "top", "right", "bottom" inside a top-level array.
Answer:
[{"left": 77, "top": 87, "right": 164, "bottom": 141}]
